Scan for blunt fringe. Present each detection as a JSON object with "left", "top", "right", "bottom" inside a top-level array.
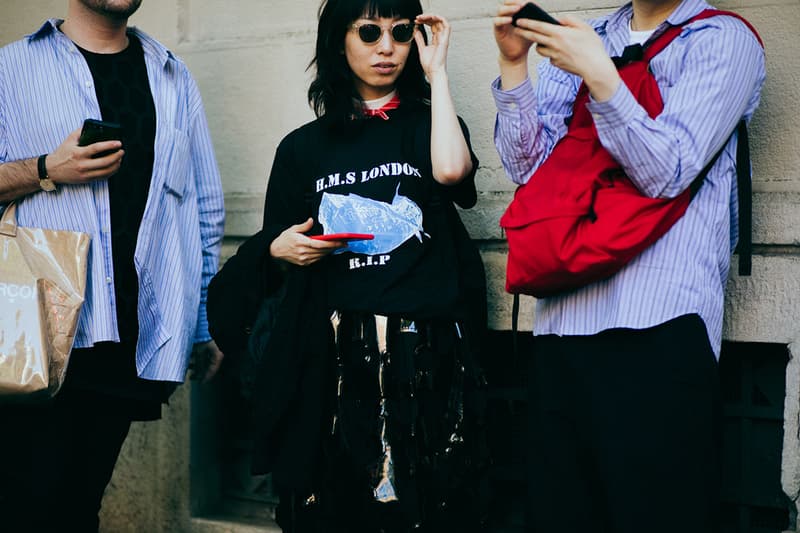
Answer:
[{"left": 308, "top": 0, "right": 430, "bottom": 131}]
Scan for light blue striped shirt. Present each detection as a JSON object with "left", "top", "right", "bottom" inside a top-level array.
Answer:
[
  {"left": 492, "top": 0, "right": 765, "bottom": 356},
  {"left": 0, "top": 20, "right": 225, "bottom": 381}
]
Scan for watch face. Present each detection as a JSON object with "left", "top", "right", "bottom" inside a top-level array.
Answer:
[{"left": 40, "top": 178, "right": 56, "bottom": 192}]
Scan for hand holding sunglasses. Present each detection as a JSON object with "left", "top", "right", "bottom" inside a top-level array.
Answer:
[
  {"left": 351, "top": 20, "right": 418, "bottom": 44},
  {"left": 414, "top": 14, "right": 451, "bottom": 79}
]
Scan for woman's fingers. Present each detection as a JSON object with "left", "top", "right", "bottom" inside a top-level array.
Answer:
[
  {"left": 305, "top": 237, "right": 345, "bottom": 251},
  {"left": 290, "top": 217, "right": 314, "bottom": 233},
  {"left": 415, "top": 13, "right": 449, "bottom": 37},
  {"left": 413, "top": 27, "right": 426, "bottom": 50}
]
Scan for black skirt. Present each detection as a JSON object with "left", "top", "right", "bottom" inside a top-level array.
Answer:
[{"left": 276, "top": 312, "right": 490, "bottom": 533}]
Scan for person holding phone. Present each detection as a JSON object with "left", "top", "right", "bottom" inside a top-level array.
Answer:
[
  {"left": 207, "top": 0, "right": 487, "bottom": 531},
  {"left": 0, "top": 1, "right": 224, "bottom": 531},
  {"left": 491, "top": 0, "right": 765, "bottom": 532}
]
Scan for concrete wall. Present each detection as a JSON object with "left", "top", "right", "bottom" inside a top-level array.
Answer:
[{"left": 2, "top": 0, "right": 799, "bottom": 531}]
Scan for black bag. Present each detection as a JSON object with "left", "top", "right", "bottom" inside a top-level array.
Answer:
[
  {"left": 239, "top": 283, "right": 286, "bottom": 399},
  {"left": 207, "top": 229, "right": 286, "bottom": 397}
]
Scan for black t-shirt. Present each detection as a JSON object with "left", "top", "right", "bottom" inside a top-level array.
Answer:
[
  {"left": 65, "top": 33, "right": 171, "bottom": 419},
  {"left": 78, "top": 33, "right": 156, "bottom": 343},
  {"left": 263, "top": 104, "right": 479, "bottom": 319}
]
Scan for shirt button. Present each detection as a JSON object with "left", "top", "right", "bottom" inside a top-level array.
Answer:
[
  {"left": 106, "top": 277, "right": 113, "bottom": 284},
  {"left": 85, "top": 81, "right": 92, "bottom": 88},
  {"left": 509, "top": 102, "right": 517, "bottom": 110}
]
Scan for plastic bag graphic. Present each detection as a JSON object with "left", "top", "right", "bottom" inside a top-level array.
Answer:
[{"left": 318, "top": 187, "right": 426, "bottom": 255}]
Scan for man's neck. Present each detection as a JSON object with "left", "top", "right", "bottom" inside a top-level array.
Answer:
[
  {"left": 60, "top": 2, "right": 129, "bottom": 53},
  {"left": 630, "top": 0, "right": 683, "bottom": 30}
]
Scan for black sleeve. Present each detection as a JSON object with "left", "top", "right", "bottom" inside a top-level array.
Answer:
[
  {"left": 207, "top": 130, "right": 310, "bottom": 356},
  {"left": 262, "top": 130, "right": 312, "bottom": 241},
  {"left": 207, "top": 229, "right": 273, "bottom": 355}
]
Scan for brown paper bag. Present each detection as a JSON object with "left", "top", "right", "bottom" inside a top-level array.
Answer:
[{"left": 0, "top": 201, "right": 90, "bottom": 401}]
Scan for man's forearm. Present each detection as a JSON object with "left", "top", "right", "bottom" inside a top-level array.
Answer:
[{"left": 0, "top": 158, "right": 41, "bottom": 203}]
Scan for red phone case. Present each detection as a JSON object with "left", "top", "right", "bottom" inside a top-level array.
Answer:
[{"left": 310, "top": 233, "right": 375, "bottom": 242}]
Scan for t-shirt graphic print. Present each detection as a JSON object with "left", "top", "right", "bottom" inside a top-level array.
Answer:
[
  {"left": 319, "top": 184, "right": 427, "bottom": 260},
  {"left": 265, "top": 105, "right": 478, "bottom": 319}
]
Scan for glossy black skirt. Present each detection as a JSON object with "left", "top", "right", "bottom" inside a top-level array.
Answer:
[{"left": 276, "top": 312, "right": 490, "bottom": 533}]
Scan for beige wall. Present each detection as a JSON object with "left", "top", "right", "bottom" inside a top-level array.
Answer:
[{"left": 2, "top": 0, "right": 800, "bottom": 531}]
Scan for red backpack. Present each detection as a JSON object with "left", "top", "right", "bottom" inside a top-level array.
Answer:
[{"left": 500, "top": 10, "right": 762, "bottom": 297}]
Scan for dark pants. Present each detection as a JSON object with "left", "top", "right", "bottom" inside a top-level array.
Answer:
[
  {"left": 527, "top": 314, "right": 722, "bottom": 533},
  {"left": 0, "top": 387, "right": 133, "bottom": 533}
]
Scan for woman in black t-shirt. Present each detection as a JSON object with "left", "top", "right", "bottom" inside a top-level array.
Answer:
[{"left": 210, "top": 0, "right": 488, "bottom": 531}]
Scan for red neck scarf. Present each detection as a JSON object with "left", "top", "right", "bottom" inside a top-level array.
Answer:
[{"left": 362, "top": 93, "right": 401, "bottom": 120}]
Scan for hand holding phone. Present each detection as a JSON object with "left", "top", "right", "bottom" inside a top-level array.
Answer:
[
  {"left": 78, "top": 119, "right": 124, "bottom": 158},
  {"left": 512, "top": 2, "right": 561, "bottom": 26}
]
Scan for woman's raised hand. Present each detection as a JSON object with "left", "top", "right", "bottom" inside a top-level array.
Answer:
[
  {"left": 269, "top": 217, "right": 345, "bottom": 266},
  {"left": 414, "top": 14, "right": 451, "bottom": 79}
]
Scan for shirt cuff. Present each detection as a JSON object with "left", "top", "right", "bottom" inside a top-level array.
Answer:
[
  {"left": 586, "top": 81, "right": 641, "bottom": 132},
  {"left": 194, "top": 305, "right": 211, "bottom": 344},
  {"left": 491, "top": 76, "right": 537, "bottom": 117}
]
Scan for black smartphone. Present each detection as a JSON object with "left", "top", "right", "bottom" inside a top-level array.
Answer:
[
  {"left": 78, "top": 119, "right": 123, "bottom": 156},
  {"left": 512, "top": 2, "right": 561, "bottom": 26}
]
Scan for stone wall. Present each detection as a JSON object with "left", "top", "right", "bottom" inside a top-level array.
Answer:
[{"left": 1, "top": 0, "right": 799, "bottom": 531}]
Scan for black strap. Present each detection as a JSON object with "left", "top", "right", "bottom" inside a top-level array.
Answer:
[
  {"left": 511, "top": 293, "right": 520, "bottom": 359},
  {"left": 611, "top": 44, "right": 644, "bottom": 67},
  {"left": 688, "top": 120, "right": 751, "bottom": 276},
  {"left": 734, "top": 121, "right": 752, "bottom": 276}
]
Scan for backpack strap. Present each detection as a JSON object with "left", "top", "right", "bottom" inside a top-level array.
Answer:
[
  {"left": 686, "top": 120, "right": 751, "bottom": 276},
  {"left": 734, "top": 121, "right": 752, "bottom": 275},
  {"left": 511, "top": 292, "right": 520, "bottom": 359}
]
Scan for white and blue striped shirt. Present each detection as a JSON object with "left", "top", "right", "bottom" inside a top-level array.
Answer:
[
  {"left": 0, "top": 20, "right": 225, "bottom": 381},
  {"left": 492, "top": 0, "right": 765, "bottom": 356}
]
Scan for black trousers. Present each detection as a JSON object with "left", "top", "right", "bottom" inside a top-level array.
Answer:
[
  {"left": 527, "top": 314, "right": 722, "bottom": 533},
  {"left": 0, "top": 387, "right": 134, "bottom": 533}
]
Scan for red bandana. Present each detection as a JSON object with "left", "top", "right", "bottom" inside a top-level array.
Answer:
[{"left": 362, "top": 94, "right": 401, "bottom": 120}]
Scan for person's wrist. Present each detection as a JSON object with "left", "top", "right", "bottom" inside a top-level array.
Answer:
[
  {"left": 43, "top": 153, "right": 64, "bottom": 184},
  {"left": 498, "top": 53, "right": 527, "bottom": 69},
  {"left": 37, "top": 154, "right": 57, "bottom": 192},
  {"left": 498, "top": 55, "right": 529, "bottom": 91},
  {"left": 585, "top": 65, "right": 621, "bottom": 103},
  {"left": 426, "top": 68, "right": 448, "bottom": 84},
  {"left": 44, "top": 154, "right": 54, "bottom": 182}
]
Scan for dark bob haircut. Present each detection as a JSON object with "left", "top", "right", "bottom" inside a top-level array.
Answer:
[{"left": 308, "top": 0, "right": 430, "bottom": 130}]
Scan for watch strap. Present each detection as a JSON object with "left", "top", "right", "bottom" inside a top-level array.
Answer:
[
  {"left": 37, "top": 154, "right": 56, "bottom": 192},
  {"left": 37, "top": 154, "right": 48, "bottom": 180}
]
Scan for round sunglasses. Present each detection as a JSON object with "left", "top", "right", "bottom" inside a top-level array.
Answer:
[{"left": 350, "top": 22, "right": 417, "bottom": 44}]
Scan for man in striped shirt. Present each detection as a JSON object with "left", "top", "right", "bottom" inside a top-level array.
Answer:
[
  {"left": 0, "top": 1, "right": 224, "bottom": 530},
  {"left": 492, "top": 0, "right": 764, "bottom": 530}
]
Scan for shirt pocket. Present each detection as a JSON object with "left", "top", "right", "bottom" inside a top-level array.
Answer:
[{"left": 163, "top": 128, "right": 191, "bottom": 200}]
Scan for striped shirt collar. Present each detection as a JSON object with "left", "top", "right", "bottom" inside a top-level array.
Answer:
[{"left": 27, "top": 18, "right": 174, "bottom": 68}]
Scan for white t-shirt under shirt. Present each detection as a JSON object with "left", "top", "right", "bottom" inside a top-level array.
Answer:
[{"left": 629, "top": 20, "right": 656, "bottom": 45}]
